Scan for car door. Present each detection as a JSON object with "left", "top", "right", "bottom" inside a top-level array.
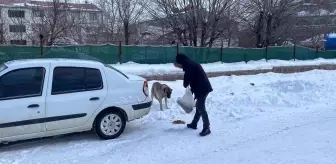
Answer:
[
  {"left": 0, "top": 65, "right": 48, "bottom": 138},
  {"left": 45, "top": 63, "right": 107, "bottom": 131}
]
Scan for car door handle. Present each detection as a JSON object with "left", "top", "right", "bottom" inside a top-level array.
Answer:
[
  {"left": 28, "top": 104, "right": 39, "bottom": 108},
  {"left": 90, "top": 97, "right": 100, "bottom": 101}
]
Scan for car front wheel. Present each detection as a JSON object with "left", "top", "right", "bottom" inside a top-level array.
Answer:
[{"left": 95, "top": 111, "right": 126, "bottom": 140}]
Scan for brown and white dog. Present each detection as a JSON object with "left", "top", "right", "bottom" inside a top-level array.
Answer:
[{"left": 151, "top": 82, "right": 173, "bottom": 110}]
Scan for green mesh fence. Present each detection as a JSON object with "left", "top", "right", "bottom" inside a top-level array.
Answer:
[
  {"left": 0, "top": 46, "right": 41, "bottom": 64},
  {"left": 165, "top": 46, "right": 177, "bottom": 63},
  {"left": 222, "top": 48, "right": 245, "bottom": 63},
  {"left": 316, "top": 50, "right": 336, "bottom": 59},
  {"left": 1, "top": 44, "right": 336, "bottom": 65},
  {"left": 207, "top": 48, "right": 221, "bottom": 63},
  {"left": 267, "top": 46, "right": 294, "bottom": 60},
  {"left": 295, "top": 46, "right": 316, "bottom": 60},
  {"left": 244, "top": 48, "right": 265, "bottom": 62}
]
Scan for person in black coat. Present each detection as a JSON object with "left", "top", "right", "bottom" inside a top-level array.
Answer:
[{"left": 174, "top": 53, "right": 213, "bottom": 136}]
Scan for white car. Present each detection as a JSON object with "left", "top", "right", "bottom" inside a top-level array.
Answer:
[{"left": 0, "top": 59, "right": 152, "bottom": 143}]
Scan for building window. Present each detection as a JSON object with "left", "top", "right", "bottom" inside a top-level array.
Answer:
[
  {"left": 75, "top": 26, "right": 81, "bottom": 33},
  {"left": 86, "top": 27, "right": 98, "bottom": 32},
  {"left": 72, "top": 11, "right": 80, "bottom": 19},
  {"left": 304, "top": 0, "right": 312, "bottom": 3},
  {"left": 32, "top": 24, "right": 46, "bottom": 33},
  {"left": 10, "top": 40, "right": 27, "bottom": 45},
  {"left": 33, "top": 10, "right": 44, "bottom": 17},
  {"left": 8, "top": 10, "right": 25, "bottom": 18},
  {"left": 89, "top": 13, "right": 97, "bottom": 21},
  {"left": 9, "top": 25, "right": 26, "bottom": 33}
]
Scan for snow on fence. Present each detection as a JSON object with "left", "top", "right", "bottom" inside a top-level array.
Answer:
[{"left": 1, "top": 44, "right": 336, "bottom": 64}]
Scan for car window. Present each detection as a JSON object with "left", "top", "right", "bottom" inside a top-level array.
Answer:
[
  {"left": 52, "top": 67, "right": 86, "bottom": 94},
  {"left": 52, "top": 67, "right": 103, "bottom": 95},
  {"left": 104, "top": 64, "right": 128, "bottom": 79},
  {"left": 85, "top": 68, "right": 103, "bottom": 90},
  {"left": 0, "top": 67, "right": 45, "bottom": 100},
  {"left": 0, "top": 64, "right": 7, "bottom": 73}
]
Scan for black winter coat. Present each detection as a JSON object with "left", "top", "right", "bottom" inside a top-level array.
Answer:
[{"left": 175, "top": 54, "right": 213, "bottom": 98}]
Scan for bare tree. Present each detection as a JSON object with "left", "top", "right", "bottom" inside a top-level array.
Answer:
[
  {"left": 116, "top": 0, "right": 147, "bottom": 45},
  {"left": 97, "top": 0, "right": 122, "bottom": 44},
  {"left": 0, "top": 7, "right": 8, "bottom": 44},
  {"left": 0, "top": 23, "right": 4, "bottom": 44},
  {"left": 238, "top": 0, "right": 299, "bottom": 48},
  {"left": 147, "top": 0, "right": 239, "bottom": 47},
  {"left": 294, "top": 1, "right": 333, "bottom": 49},
  {"left": 28, "top": 0, "right": 84, "bottom": 46}
]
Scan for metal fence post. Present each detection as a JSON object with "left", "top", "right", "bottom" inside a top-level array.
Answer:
[
  {"left": 220, "top": 40, "right": 223, "bottom": 63},
  {"left": 293, "top": 44, "right": 296, "bottom": 61},
  {"left": 119, "top": 41, "right": 122, "bottom": 64},
  {"left": 265, "top": 46, "right": 268, "bottom": 62},
  {"left": 39, "top": 34, "right": 43, "bottom": 57}
]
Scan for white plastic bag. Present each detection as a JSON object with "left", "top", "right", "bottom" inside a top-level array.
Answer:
[{"left": 177, "top": 88, "right": 196, "bottom": 113}]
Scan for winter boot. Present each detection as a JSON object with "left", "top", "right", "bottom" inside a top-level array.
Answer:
[
  {"left": 199, "top": 128, "right": 211, "bottom": 136},
  {"left": 187, "top": 123, "right": 197, "bottom": 130}
]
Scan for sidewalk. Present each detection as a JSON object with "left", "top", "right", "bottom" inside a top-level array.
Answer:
[
  {"left": 112, "top": 58, "right": 336, "bottom": 78},
  {"left": 141, "top": 64, "right": 336, "bottom": 81}
]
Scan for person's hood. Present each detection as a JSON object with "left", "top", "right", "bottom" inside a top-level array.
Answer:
[{"left": 175, "top": 53, "right": 191, "bottom": 66}]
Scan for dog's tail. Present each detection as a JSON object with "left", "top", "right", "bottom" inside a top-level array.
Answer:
[{"left": 150, "top": 85, "right": 154, "bottom": 100}]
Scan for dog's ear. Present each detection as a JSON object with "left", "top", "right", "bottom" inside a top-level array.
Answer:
[{"left": 163, "top": 87, "right": 168, "bottom": 93}]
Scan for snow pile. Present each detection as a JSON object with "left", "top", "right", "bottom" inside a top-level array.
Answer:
[
  {"left": 314, "top": 9, "right": 330, "bottom": 16},
  {"left": 331, "top": 10, "right": 336, "bottom": 15},
  {"left": 12, "top": 3, "right": 25, "bottom": 6},
  {"left": 144, "top": 70, "right": 336, "bottom": 122},
  {"left": 297, "top": 9, "right": 333, "bottom": 17},
  {"left": 327, "top": 33, "right": 336, "bottom": 38},
  {"left": 297, "top": 11, "right": 309, "bottom": 16},
  {"left": 112, "top": 58, "right": 336, "bottom": 76},
  {"left": 1, "top": 70, "right": 336, "bottom": 164}
]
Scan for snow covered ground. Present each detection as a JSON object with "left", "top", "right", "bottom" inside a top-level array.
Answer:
[
  {"left": 1, "top": 70, "right": 336, "bottom": 164},
  {"left": 112, "top": 58, "right": 336, "bottom": 76}
]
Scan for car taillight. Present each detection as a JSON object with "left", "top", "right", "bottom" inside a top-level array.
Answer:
[{"left": 143, "top": 81, "right": 149, "bottom": 97}]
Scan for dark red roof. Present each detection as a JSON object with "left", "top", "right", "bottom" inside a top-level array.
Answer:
[
  {"left": 28, "top": 1, "right": 100, "bottom": 11},
  {"left": 0, "top": 0, "right": 100, "bottom": 11}
]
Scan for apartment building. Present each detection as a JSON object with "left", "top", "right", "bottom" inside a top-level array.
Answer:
[{"left": 0, "top": 0, "right": 102, "bottom": 45}]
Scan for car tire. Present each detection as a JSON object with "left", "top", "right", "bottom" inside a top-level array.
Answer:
[{"left": 95, "top": 110, "right": 126, "bottom": 140}]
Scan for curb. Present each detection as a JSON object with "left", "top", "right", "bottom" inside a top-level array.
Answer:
[{"left": 141, "top": 64, "right": 336, "bottom": 81}]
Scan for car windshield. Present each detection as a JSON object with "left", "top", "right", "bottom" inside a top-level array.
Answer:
[
  {"left": 104, "top": 64, "right": 128, "bottom": 79},
  {"left": 0, "top": 64, "right": 7, "bottom": 73}
]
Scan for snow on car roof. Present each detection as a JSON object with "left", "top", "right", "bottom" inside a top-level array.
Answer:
[{"left": 4, "top": 58, "right": 103, "bottom": 67}]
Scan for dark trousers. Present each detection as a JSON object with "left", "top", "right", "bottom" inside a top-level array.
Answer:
[{"left": 191, "top": 93, "right": 210, "bottom": 129}]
